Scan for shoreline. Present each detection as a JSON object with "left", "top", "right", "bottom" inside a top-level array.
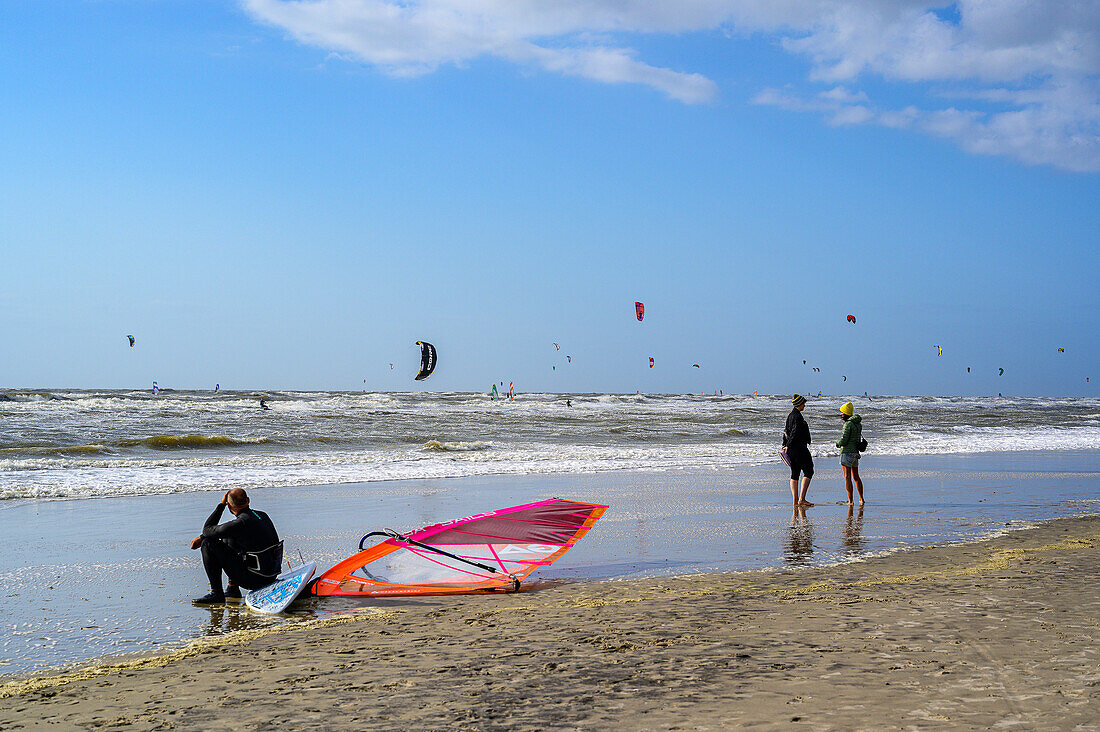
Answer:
[
  {"left": 3, "top": 447, "right": 1100, "bottom": 507},
  {"left": 3, "top": 514, "right": 1099, "bottom": 728}
]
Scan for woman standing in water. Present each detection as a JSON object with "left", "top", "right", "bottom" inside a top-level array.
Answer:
[
  {"left": 836, "top": 401, "right": 864, "bottom": 505},
  {"left": 783, "top": 394, "right": 814, "bottom": 507}
]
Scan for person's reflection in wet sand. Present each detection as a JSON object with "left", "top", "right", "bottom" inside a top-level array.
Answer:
[
  {"left": 784, "top": 506, "right": 814, "bottom": 566},
  {"left": 201, "top": 604, "right": 254, "bottom": 637},
  {"left": 842, "top": 504, "right": 865, "bottom": 556}
]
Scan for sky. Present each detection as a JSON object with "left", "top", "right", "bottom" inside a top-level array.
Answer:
[{"left": 1, "top": 0, "right": 1097, "bottom": 396}]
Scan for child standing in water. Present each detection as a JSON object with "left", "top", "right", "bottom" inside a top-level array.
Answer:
[{"left": 836, "top": 401, "right": 864, "bottom": 505}]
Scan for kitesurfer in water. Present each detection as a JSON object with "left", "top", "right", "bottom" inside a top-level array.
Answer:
[
  {"left": 783, "top": 395, "right": 814, "bottom": 508},
  {"left": 190, "top": 488, "right": 281, "bottom": 604},
  {"left": 259, "top": 397, "right": 269, "bottom": 410},
  {"left": 836, "top": 402, "right": 864, "bottom": 506}
]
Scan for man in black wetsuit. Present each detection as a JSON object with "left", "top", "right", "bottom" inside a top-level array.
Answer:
[
  {"left": 190, "top": 488, "right": 281, "bottom": 604},
  {"left": 783, "top": 394, "right": 814, "bottom": 508}
]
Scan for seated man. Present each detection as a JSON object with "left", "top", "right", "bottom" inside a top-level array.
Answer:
[{"left": 190, "top": 488, "right": 281, "bottom": 604}]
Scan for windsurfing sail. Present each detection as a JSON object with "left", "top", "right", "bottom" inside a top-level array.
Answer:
[
  {"left": 415, "top": 341, "right": 436, "bottom": 381},
  {"left": 490, "top": 384, "right": 498, "bottom": 400},
  {"left": 635, "top": 301, "right": 644, "bottom": 321},
  {"left": 312, "top": 499, "right": 608, "bottom": 597}
]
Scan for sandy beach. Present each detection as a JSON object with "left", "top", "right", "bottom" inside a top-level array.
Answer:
[{"left": 3, "top": 514, "right": 1097, "bottom": 730}]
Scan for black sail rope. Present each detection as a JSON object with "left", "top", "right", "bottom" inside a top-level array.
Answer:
[{"left": 358, "top": 530, "right": 520, "bottom": 591}]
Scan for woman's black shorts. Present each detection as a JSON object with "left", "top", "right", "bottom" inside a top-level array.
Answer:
[{"left": 787, "top": 448, "right": 814, "bottom": 480}]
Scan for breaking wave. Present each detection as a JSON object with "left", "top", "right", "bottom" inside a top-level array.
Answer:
[
  {"left": 117, "top": 435, "right": 271, "bottom": 450},
  {"left": 423, "top": 440, "right": 491, "bottom": 453}
]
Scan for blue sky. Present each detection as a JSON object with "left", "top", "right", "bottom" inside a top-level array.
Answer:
[{"left": 1, "top": 0, "right": 1097, "bottom": 395}]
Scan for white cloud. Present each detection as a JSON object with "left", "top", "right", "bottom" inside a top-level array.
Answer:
[{"left": 243, "top": 0, "right": 1100, "bottom": 171}]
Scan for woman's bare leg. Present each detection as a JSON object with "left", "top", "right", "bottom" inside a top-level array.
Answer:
[
  {"left": 852, "top": 463, "right": 864, "bottom": 504},
  {"left": 799, "top": 476, "right": 814, "bottom": 507},
  {"left": 842, "top": 465, "right": 853, "bottom": 505}
]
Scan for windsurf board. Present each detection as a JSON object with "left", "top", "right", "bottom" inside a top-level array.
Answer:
[{"left": 244, "top": 562, "right": 316, "bottom": 614}]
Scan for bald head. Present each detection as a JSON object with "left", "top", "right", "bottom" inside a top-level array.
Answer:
[{"left": 227, "top": 488, "right": 249, "bottom": 510}]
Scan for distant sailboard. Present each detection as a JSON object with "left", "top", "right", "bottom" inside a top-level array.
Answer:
[
  {"left": 415, "top": 341, "right": 436, "bottom": 381},
  {"left": 245, "top": 562, "right": 316, "bottom": 614},
  {"left": 312, "top": 499, "right": 607, "bottom": 597}
]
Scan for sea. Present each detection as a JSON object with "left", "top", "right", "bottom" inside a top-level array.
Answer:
[
  {"left": 2, "top": 390, "right": 1100, "bottom": 679},
  {"left": 3, "top": 389, "right": 1100, "bottom": 501}
]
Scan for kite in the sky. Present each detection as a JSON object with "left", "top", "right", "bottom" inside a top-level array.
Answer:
[
  {"left": 692, "top": 364, "right": 700, "bottom": 368},
  {"left": 842, "top": 375, "right": 847, "bottom": 381},
  {"left": 635, "top": 302, "right": 645, "bottom": 321},
  {"left": 126, "top": 335, "right": 135, "bottom": 347},
  {"left": 553, "top": 342, "right": 560, "bottom": 351},
  {"left": 846, "top": 314, "right": 856, "bottom": 324},
  {"left": 999, "top": 367, "right": 1005, "bottom": 376},
  {"left": 933, "top": 345, "right": 943, "bottom": 357},
  {"left": 566, "top": 355, "right": 572, "bottom": 363},
  {"left": 415, "top": 341, "right": 436, "bottom": 381},
  {"left": 812, "top": 367, "right": 821, "bottom": 372},
  {"left": 803, "top": 360, "right": 807, "bottom": 365},
  {"left": 1058, "top": 348, "right": 1065, "bottom": 353},
  {"left": 649, "top": 357, "right": 654, "bottom": 368}
]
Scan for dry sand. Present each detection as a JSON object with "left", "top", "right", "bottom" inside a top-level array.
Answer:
[{"left": 2, "top": 515, "right": 1098, "bottom": 730}]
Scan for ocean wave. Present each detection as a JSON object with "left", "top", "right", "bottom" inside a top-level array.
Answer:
[
  {"left": 0, "top": 444, "right": 113, "bottom": 457},
  {"left": 0, "top": 392, "right": 71, "bottom": 403},
  {"left": 116, "top": 435, "right": 271, "bottom": 450},
  {"left": 423, "top": 440, "right": 491, "bottom": 453},
  {"left": 3, "top": 391, "right": 1100, "bottom": 501}
]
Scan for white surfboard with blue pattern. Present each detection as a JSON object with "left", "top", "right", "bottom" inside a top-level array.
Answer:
[{"left": 244, "top": 562, "right": 316, "bottom": 614}]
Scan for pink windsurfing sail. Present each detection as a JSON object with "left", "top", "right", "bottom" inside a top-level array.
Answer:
[{"left": 312, "top": 499, "right": 607, "bottom": 597}]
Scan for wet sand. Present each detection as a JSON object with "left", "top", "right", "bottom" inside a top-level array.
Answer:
[{"left": 2, "top": 515, "right": 1098, "bottom": 730}]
